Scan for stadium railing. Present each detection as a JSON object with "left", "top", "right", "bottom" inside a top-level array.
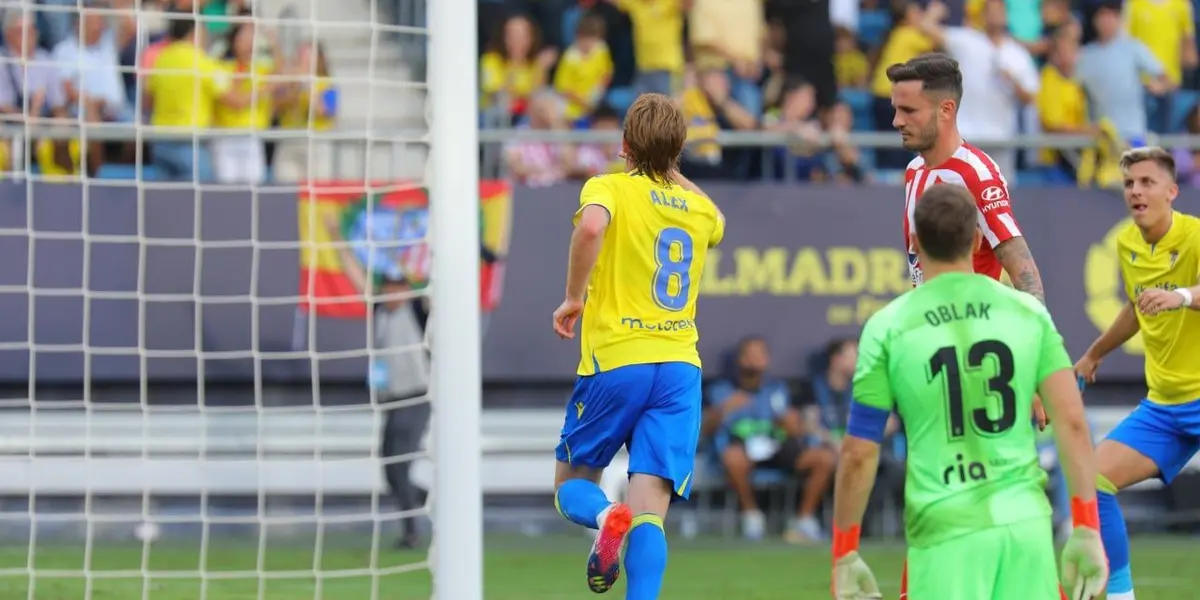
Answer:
[
  {"left": 13, "top": 123, "right": 1200, "bottom": 148},
  {"left": 9, "top": 125, "right": 1200, "bottom": 183}
]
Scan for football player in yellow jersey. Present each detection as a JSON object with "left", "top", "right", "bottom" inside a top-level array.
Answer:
[
  {"left": 1074, "top": 147, "right": 1200, "bottom": 600},
  {"left": 550, "top": 93, "right": 724, "bottom": 599}
]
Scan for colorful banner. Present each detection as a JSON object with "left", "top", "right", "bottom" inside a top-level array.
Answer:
[
  {"left": 0, "top": 181, "right": 1179, "bottom": 383},
  {"left": 297, "top": 181, "right": 511, "bottom": 319}
]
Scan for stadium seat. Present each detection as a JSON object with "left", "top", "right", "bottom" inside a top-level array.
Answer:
[
  {"left": 839, "top": 88, "right": 873, "bottom": 131},
  {"left": 857, "top": 10, "right": 891, "bottom": 48},
  {"left": 96, "top": 164, "right": 165, "bottom": 181},
  {"left": 605, "top": 86, "right": 636, "bottom": 114},
  {"left": 561, "top": 5, "right": 584, "bottom": 48},
  {"left": 1170, "top": 90, "right": 1199, "bottom": 133}
]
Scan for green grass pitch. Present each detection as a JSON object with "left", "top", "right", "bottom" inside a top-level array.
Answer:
[{"left": 0, "top": 535, "right": 1193, "bottom": 599}]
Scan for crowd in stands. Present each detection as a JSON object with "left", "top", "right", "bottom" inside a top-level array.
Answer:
[
  {"left": 483, "top": 0, "right": 1200, "bottom": 186},
  {"left": 0, "top": 0, "right": 337, "bottom": 182}
]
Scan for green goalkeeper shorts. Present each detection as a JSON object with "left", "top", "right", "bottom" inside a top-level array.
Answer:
[{"left": 907, "top": 518, "right": 1060, "bottom": 600}]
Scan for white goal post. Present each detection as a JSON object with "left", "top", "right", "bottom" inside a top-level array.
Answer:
[{"left": 427, "top": 0, "right": 483, "bottom": 598}]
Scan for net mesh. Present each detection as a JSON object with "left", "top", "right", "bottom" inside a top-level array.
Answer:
[{"left": 0, "top": 0, "right": 433, "bottom": 597}]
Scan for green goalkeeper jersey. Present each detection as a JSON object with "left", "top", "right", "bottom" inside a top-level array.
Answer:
[{"left": 853, "top": 272, "right": 1072, "bottom": 548}]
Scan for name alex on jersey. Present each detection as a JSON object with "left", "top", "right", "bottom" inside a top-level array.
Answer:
[{"left": 903, "top": 143, "right": 1023, "bottom": 284}]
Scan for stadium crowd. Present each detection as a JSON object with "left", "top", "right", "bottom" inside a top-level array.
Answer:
[
  {"left": 0, "top": 0, "right": 336, "bottom": 182},
  {"left": 483, "top": 0, "right": 1200, "bottom": 186}
]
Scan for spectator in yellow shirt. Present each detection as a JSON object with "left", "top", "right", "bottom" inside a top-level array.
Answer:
[
  {"left": 211, "top": 16, "right": 282, "bottom": 184},
  {"left": 145, "top": 15, "right": 249, "bottom": 182},
  {"left": 553, "top": 15, "right": 613, "bottom": 124},
  {"left": 614, "top": 0, "right": 686, "bottom": 95},
  {"left": 1124, "top": 0, "right": 1196, "bottom": 88},
  {"left": 834, "top": 26, "right": 869, "bottom": 89},
  {"left": 1124, "top": 0, "right": 1196, "bottom": 132},
  {"left": 871, "top": 0, "right": 939, "bottom": 169},
  {"left": 1037, "top": 30, "right": 1091, "bottom": 178},
  {"left": 480, "top": 15, "right": 557, "bottom": 125},
  {"left": 689, "top": 0, "right": 765, "bottom": 123}
]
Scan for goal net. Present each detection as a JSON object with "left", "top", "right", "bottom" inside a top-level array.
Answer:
[{"left": 0, "top": 0, "right": 481, "bottom": 597}]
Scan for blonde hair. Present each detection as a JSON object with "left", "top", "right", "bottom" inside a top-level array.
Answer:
[
  {"left": 623, "top": 93, "right": 686, "bottom": 183},
  {"left": 1119, "top": 146, "right": 1176, "bottom": 181}
]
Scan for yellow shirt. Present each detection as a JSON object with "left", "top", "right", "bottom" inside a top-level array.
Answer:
[
  {"left": 618, "top": 0, "right": 685, "bottom": 73},
  {"left": 1118, "top": 212, "right": 1200, "bottom": 404},
  {"left": 279, "top": 77, "right": 335, "bottom": 131},
  {"left": 574, "top": 172, "right": 725, "bottom": 375},
  {"left": 1036, "top": 65, "right": 1087, "bottom": 164},
  {"left": 147, "top": 41, "right": 231, "bottom": 129},
  {"left": 213, "top": 61, "right": 273, "bottom": 130},
  {"left": 1125, "top": 0, "right": 1194, "bottom": 85},
  {"left": 871, "top": 25, "right": 935, "bottom": 97},
  {"left": 680, "top": 87, "right": 720, "bottom": 163},
  {"left": 835, "top": 50, "right": 870, "bottom": 88},
  {"left": 689, "top": 0, "right": 764, "bottom": 69},
  {"left": 479, "top": 52, "right": 544, "bottom": 108},
  {"left": 553, "top": 43, "right": 614, "bottom": 121}
]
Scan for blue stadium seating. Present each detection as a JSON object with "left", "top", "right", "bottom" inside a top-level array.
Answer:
[
  {"left": 857, "top": 10, "right": 891, "bottom": 48},
  {"left": 96, "top": 164, "right": 165, "bottom": 181},
  {"left": 605, "top": 86, "right": 636, "bottom": 114},
  {"left": 839, "top": 88, "right": 873, "bottom": 131},
  {"left": 561, "top": 5, "right": 584, "bottom": 48}
]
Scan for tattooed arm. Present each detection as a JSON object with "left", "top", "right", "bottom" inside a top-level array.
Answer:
[{"left": 995, "top": 236, "right": 1046, "bottom": 304}]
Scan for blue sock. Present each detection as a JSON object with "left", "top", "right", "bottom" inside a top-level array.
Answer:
[
  {"left": 1098, "top": 475, "right": 1134, "bottom": 595},
  {"left": 624, "top": 514, "right": 667, "bottom": 600},
  {"left": 554, "top": 479, "right": 610, "bottom": 529}
]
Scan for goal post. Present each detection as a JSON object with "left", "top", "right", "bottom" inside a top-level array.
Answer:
[{"left": 427, "top": 0, "right": 484, "bottom": 598}]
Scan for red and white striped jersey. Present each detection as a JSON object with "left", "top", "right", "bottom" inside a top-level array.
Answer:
[{"left": 902, "top": 143, "right": 1022, "bottom": 285}]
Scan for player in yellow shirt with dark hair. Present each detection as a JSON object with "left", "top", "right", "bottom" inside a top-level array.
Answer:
[
  {"left": 146, "top": 14, "right": 247, "bottom": 181},
  {"left": 1075, "top": 146, "right": 1200, "bottom": 600},
  {"left": 550, "top": 93, "right": 724, "bottom": 599}
]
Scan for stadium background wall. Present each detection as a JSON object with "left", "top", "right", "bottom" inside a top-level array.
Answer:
[{"left": 0, "top": 181, "right": 1179, "bottom": 408}]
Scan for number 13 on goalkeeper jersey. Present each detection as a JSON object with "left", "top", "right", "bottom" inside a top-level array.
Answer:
[{"left": 555, "top": 172, "right": 724, "bottom": 499}]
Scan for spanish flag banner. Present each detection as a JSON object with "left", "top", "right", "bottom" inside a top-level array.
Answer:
[{"left": 297, "top": 180, "right": 512, "bottom": 319}]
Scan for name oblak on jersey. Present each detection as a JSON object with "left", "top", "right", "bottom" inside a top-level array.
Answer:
[{"left": 923, "top": 301, "right": 992, "bottom": 327}]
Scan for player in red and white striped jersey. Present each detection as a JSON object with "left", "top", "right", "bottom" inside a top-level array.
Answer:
[{"left": 886, "top": 53, "right": 1045, "bottom": 304}]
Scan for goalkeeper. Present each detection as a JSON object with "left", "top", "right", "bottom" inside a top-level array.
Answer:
[
  {"left": 829, "top": 184, "right": 1107, "bottom": 600},
  {"left": 549, "top": 94, "right": 725, "bottom": 598}
]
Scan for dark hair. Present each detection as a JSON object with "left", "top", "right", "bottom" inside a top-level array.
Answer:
[
  {"left": 623, "top": 93, "right": 686, "bottom": 183},
  {"left": 166, "top": 14, "right": 196, "bottom": 41},
  {"left": 913, "top": 185, "right": 979, "bottom": 262},
  {"left": 589, "top": 103, "right": 620, "bottom": 123},
  {"left": 885, "top": 52, "right": 963, "bottom": 105},
  {"left": 221, "top": 9, "right": 254, "bottom": 60},
  {"left": 737, "top": 335, "right": 768, "bottom": 356},
  {"left": 825, "top": 337, "right": 856, "bottom": 362},
  {"left": 487, "top": 13, "right": 542, "bottom": 61},
  {"left": 576, "top": 13, "right": 605, "bottom": 39}
]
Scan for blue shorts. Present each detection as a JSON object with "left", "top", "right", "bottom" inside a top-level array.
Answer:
[
  {"left": 555, "top": 362, "right": 702, "bottom": 499},
  {"left": 1106, "top": 397, "right": 1200, "bottom": 484}
]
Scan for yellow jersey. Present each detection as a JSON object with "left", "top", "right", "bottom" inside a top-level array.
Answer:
[
  {"left": 479, "top": 52, "right": 545, "bottom": 109},
  {"left": 617, "top": 0, "right": 685, "bottom": 73},
  {"left": 1118, "top": 212, "right": 1200, "bottom": 404},
  {"left": 553, "top": 43, "right": 614, "bottom": 121},
  {"left": 1036, "top": 64, "right": 1088, "bottom": 164},
  {"left": 871, "top": 25, "right": 935, "bottom": 97},
  {"left": 147, "top": 41, "right": 231, "bottom": 129},
  {"left": 213, "top": 60, "right": 273, "bottom": 130},
  {"left": 279, "top": 77, "right": 336, "bottom": 131},
  {"left": 574, "top": 172, "right": 725, "bottom": 376},
  {"left": 1125, "top": 0, "right": 1194, "bottom": 85}
]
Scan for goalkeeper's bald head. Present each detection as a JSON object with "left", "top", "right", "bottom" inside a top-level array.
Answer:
[{"left": 622, "top": 93, "right": 686, "bottom": 184}]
